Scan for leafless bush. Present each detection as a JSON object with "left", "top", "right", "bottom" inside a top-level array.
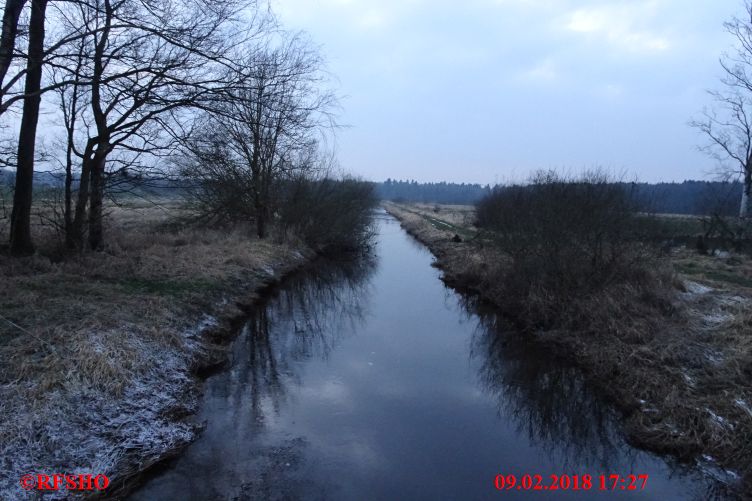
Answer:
[
  {"left": 476, "top": 170, "right": 669, "bottom": 330},
  {"left": 177, "top": 133, "right": 257, "bottom": 226},
  {"left": 178, "top": 140, "right": 377, "bottom": 253},
  {"left": 278, "top": 176, "right": 377, "bottom": 253}
]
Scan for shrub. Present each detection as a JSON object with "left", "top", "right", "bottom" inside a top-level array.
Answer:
[
  {"left": 278, "top": 176, "right": 378, "bottom": 253},
  {"left": 475, "top": 170, "right": 668, "bottom": 329},
  {"left": 177, "top": 142, "right": 257, "bottom": 226}
]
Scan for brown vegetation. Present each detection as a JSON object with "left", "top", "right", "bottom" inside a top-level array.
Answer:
[
  {"left": 386, "top": 200, "right": 752, "bottom": 495},
  {"left": 0, "top": 199, "right": 314, "bottom": 499}
]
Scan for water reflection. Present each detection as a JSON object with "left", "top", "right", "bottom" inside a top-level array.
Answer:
[
  {"left": 130, "top": 216, "right": 730, "bottom": 501},
  {"left": 467, "top": 301, "right": 629, "bottom": 470},
  {"left": 129, "top": 254, "right": 376, "bottom": 501},
  {"left": 241, "top": 255, "right": 376, "bottom": 428},
  {"left": 462, "top": 296, "right": 736, "bottom": 500}
]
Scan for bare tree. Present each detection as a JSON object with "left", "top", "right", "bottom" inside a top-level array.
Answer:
[
  {"left": 50, "top": 0, "right": 257, "bottom": 250},
  {"left": 178, "top": 123, "right": 258, "bottom": 224},
  {"left": 9, "top": 0, "right": 48, "bottom": 255},
  {"left": 692, "top": 1, "right": 752, "bottom": 220},
  {"left": 1, "top": 0, "right": 259, "bottom": 254},
  {"left": 183, "top": 34, "right": 336, "bottom": 238},
  {"left": 51, "top": 26, "right": 87, "bottom": 249},
  {"left": 5, "top": 0, "right": 121, "bottom": 254}
]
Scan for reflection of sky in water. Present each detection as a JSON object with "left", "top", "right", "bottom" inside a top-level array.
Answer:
[{"left": 131, "top": 213, "right": 727, "bottom": 500}]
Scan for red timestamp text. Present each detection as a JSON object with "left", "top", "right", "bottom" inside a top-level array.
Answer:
[{"left": 493, "top": 473, "right": 649, "bottom": 492}]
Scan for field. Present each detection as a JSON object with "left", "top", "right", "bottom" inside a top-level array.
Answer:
[
  {"left": 0, "top": 197, "right": 313, "bottom": 499},
  {"left": 386, "top": 202, "right": 752, "bottom": 493}
]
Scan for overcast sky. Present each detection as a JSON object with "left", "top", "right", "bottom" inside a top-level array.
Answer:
[{"left": 273, "top": 0, "right": 744, "bottom": 184}]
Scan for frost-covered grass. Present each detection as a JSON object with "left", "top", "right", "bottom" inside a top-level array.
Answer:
[
  {"left": 0, "top": 326, "right": 198, "bottom": 500},
  {"left": 0, "top": 201, "right": 311, "bottom": 499}
]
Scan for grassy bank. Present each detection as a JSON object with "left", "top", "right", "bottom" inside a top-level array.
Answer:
[
  {"left": 386, "top": 202, "right": 752, "bottom": 495},
  {"left": 0, "top": 198, "right": 315, "bottom": 499}
]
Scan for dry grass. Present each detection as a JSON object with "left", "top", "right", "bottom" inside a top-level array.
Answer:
[
  {"left": 412, "top": 203, "right": 476, "bottom": 228},
  {"left": 0, "top": 197, "right": 312, "bottom": 499},
  {"left": 673, "top": 248, "right": 752, "bottom": 290},
  {"left": 1, "top": 198, "right": 306, "bottom": 338},
  {"left": 386, "top": 201, "right": 752, "bottom": 495}
]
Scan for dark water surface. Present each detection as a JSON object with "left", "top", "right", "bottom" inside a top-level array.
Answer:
[{"left": 130, "top": 212, "right": 724, "bottom": 500}]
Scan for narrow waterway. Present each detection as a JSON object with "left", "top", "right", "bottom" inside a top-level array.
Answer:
[{"left": 129, "top": 212, "right": 722, "bottom": 500}]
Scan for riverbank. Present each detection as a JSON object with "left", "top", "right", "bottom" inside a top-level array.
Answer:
[
  {"left": 385, "top": 202, "right": 752, "bottom": 495},
  {"left": 0, "top": 199, "right": 315, "bottom": 499}
]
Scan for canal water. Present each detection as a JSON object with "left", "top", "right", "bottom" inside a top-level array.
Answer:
[{"left": 130, "top": 212, "right": 722, "bottom": 500}]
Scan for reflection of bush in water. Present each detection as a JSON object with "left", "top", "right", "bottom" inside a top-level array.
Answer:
[
  {"left": 243, "top": 254, "right": 377, "bottom": 423},
  {"left": 465, "top": 299, "right": 733, "bottom": 500},
  {"left": 468, "top": 303, "right": 630, "bottom": 471}
]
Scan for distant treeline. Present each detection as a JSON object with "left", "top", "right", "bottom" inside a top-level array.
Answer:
[
  {"left": 0, "top": 168, "right": 186, "bottom": 197},
  {"left": 376, "top": 179, "right": 492, "bottom": 205},
  {"left": 3, "top": 171, "right": 744, "bottom": 216},
  {"left": 631, "top": 181, "right": 742, "bottom": 216},
  {"left": 375, "top": 178, "right": 743, "bottom": 216}
]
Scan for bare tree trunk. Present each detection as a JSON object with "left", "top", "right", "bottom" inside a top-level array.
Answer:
[
  {"left": 63, "top": 152, "right": 73, "bottom": 249},
  {"left": 62, "top": 90, "right": 77, "bottom": 249},
  {"left": 9, "top": 0, "right": 47, "bottom": 256},
  {"left": 62, "top": 43, "right": 83, "bottom": 250},
  {"left": 0, "top": 0, "right": 27, "bottom": 99},
  {"left": 255, "top": 202, "right": 267, "bottom": 238},
  {"left": 87, "top": 155, "right": 105, "bottom": 250},
  {"left": 741, "top": 172, "right": 751, "bottom": 219},
  {"left": 83, "top": 0, "right": 111, "bottom": 252},
  {"left": 251, "top": 129, "right": 265, "bottom": 238},
  {"left": 71, "top": 148, "right": 92, "bottom": 250}
]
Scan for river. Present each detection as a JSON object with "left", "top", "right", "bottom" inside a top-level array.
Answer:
[{"left": 129, "top": 211, "right": 724, "bottom": 500}]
